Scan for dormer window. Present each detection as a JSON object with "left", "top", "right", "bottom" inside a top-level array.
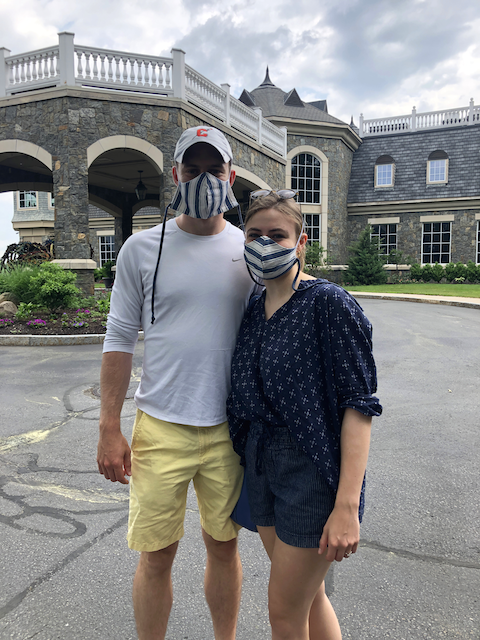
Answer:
[
  {"left": 18, "top": 191, "right": 38, "bottom": 208},
  {"left": 427, "top": 150, "right": 448, "bottom": 184},
  {"left": 374, "top": 155, "right": 395, "bottom": 188}
]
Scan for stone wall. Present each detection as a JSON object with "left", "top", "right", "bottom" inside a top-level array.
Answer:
[
  {"left": 0, "top": 89, "right": 286, "bottom": 260},
  {"left": 287, "top": 134, "right": 353, "bottom": 263},
  {"left": 349, "top": 209, "right": 479, "bottom": 264}
]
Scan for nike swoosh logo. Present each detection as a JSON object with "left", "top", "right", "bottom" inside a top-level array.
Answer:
[{"left": 232, "top": 258, "right": 243, "bottom": 262}]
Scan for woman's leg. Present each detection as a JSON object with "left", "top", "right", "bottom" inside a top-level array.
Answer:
[{"left": 258, "top": 527, "right": 341, "bottom": 640}]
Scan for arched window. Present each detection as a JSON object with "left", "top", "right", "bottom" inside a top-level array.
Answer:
[
  {"left": 291, "top": 153, "right": 321, "bottom": 204},
  {"left": 374, "top": 155, "right": 395, "bottom": 187},
  {"left": 427, "top": 150, "right": 448, "bottom": 184}
]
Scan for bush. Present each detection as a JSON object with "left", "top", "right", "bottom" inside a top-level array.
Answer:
[
  {"left": 409, "top": 263, "right": 423, "bottom": 281},
  {"left": 421, "top": 263, "right": 433, "bottom": 282},
  {"left": 431, "top": 262, "right": 445, "bottom": 283},
  {"left": 444, "top": 262, "right": 456, "bottom": 282},
  {"left": 345, "top": 226, "right": 387, "bottom": 285},
  {"left": 465, "top": 261, "right": 479, "bottom": 283},
  {"left": 15, "top": 302, "right": 36, "bottom": 320},
  {"left": 454, "top": 262, "right": 467, "bottom": 280},
  {"left": 29, "top": 263, "right": 81, "bottom": 311},
  {"left": 0, "top": 264, "right": 43, "bottom": 304}
]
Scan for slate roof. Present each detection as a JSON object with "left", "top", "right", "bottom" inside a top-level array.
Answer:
[
  {"left": 348, "top": 124, "right": 480, "bottom": 203},
  {"left": 239, "top": 69, "right": 346, "bottom": 125}
]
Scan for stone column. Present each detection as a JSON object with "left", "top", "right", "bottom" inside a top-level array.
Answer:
[
  {"left": 114, "top": 216, "right": 123, "bottom": 259},
  {"left": 52, "top": 142, "right": 95, "bottom": 294}
]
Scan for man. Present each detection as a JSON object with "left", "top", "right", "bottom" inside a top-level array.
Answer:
[{"left": 97, "top": 126, "right": 256, "bottom": 640}]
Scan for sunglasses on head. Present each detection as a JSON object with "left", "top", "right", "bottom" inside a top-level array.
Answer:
[{"left": 249, "top": 189, "right": 297, "bottom": 202}]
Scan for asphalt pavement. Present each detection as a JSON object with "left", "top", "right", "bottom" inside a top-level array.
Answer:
[{"left": 0, "top": 299, "right": 479, "bottom": 639}]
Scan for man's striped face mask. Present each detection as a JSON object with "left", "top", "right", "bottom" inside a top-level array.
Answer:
[
  {"left": 170, "top": 172, "right": 238, "bottom": 219},
  {"left": 244, "top": 226, "right": 304, "bottom": 281}
]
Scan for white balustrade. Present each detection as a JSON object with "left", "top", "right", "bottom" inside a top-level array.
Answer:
[
  {"left": 185, "top": 65, "right": 227, "bottom": 121},
  {"left": 261, "top": 117, "right": 287, "bottom": 156},
  {"left": 5, "top": 46, "right": 59, "bottom": 93},
  {"left": 361, "top": 102, "right": 479, "bottom": 137},
  {"left": 230, "top": 97, "right": 261, "bottom": 140},
  {"left": 1, "top": 33, "right": 287, "bottom": 157},
  {"left": 74, "top": 45, "right": 173, "bottom": 95}
]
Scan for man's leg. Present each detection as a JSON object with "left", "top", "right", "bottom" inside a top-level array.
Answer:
[
  {"left": 202, "top": 529, "right": 242, "bottom": 640},
  {"left": 132, "top": 542, "right": 179, "bottom": 640}
]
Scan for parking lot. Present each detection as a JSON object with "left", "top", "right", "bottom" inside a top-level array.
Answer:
[{"left": 0, "top": 299, "right": 479, "bottom": 639}]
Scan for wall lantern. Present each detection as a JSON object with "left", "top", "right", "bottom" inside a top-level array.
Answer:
[{"left": 135, "top": 170, "right": 148, "bottom": 201}]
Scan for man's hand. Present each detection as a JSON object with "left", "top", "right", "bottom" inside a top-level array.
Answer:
[
  {"left": 318, "top": 503, "right": 360, "bottom": 562},
  {"left": 97, "top": 430, "right": 132, "bottom": 484}
]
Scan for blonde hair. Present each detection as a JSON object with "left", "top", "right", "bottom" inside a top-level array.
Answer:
[{"left": 245, "top": 193, "right": 306, "bottom": 269}]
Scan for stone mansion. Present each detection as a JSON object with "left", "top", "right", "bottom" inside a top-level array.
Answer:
[{"left": 2, "top": 33, "right": 480, "bottom": 279}]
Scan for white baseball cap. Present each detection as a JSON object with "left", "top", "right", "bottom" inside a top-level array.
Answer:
[{"left": 174, "top": 126, "right": 233, "bottom": 163}]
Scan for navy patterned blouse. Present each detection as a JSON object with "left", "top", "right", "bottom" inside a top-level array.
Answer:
[{"left": 227, "top": 279, "right": 382, "bottom": 516}]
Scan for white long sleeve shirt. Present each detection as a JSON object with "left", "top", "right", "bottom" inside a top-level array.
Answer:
[{"left": 103, "top": 218, "right": 255, "bottom": 426}]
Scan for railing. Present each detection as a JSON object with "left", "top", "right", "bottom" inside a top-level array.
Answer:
[
  {"left": 74, "top": 45, "right": 173, "bottom": 95},
  {"left": 360, "top": 100, "right": 479, "bottom": 137},
  {"left": 0, "top": 32, "right": 287, "bottom": 158},
  {"left": 4, "top": 45, "right": 60, "bottom": 93},
  {"left": 185, "top": 65, "right": 227, "bottom": 121}
]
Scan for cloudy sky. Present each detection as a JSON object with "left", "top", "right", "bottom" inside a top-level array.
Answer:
[{"left": 1, "top": 0, "right": 480, "bottom": 255}]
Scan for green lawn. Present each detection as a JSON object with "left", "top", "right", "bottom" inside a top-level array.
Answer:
[{"left": 345, "top": 283, "right": 480, "bottom": 298}]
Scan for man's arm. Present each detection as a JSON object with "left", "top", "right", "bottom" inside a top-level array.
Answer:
[
  {"left": 318, "top": 408, "right": 372, "bottom": 561},
  {"left": 97, "top": 351, "right": 134, "bottom": 484}
]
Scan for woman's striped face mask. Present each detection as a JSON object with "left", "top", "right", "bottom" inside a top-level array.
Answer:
[
  {"left": 244, "top": 224, "right": 304, "bottom": 281},
  {"left": 170, "top": 172, "right": 238, "bottom": 219}
]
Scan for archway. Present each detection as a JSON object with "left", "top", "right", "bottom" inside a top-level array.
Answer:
[
  {"left": 87, "top": 136, "right": 164, "bottom": 254},
  {"left": 0, "top": 140, "right": 54, "bottom": 246}
]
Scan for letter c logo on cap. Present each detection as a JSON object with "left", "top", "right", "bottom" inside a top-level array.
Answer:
[{"left": 197, "top": 128, "right": 209, "bottom": 137}]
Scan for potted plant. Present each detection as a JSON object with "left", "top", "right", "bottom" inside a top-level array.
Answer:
[{"left": 101, "top": 260, "right": 115, "bottom": 289}]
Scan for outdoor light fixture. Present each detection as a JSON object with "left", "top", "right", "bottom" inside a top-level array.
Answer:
[{"left": 135, "top": 170, "right": 148, "bottom": 201}]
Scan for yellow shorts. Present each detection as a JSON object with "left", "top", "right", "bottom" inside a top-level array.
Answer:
[{"left": 127, "top": 410, "right": 243, "bottom": 552}]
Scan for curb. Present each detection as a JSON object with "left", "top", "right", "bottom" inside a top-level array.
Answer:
[
  {"left": 0, "top": 331, "right": 144, "bottom": 347},
  {"left": 1, "top": 295, "right": 479, "bottom": 346},
  {"left": 350, "top": 292, "right": 480, "bottom": 310}
]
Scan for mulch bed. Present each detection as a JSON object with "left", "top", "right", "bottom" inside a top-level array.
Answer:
[{"left": 0, "top": 308, "right": 107, "bottom": 335}]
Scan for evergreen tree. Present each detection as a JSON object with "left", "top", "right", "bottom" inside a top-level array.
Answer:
[{"left": 345, "top": 225, "right": 387, "bottom": 285}]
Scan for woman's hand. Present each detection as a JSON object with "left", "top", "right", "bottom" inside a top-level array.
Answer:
[{"left": 318, "top": 503, "right": 360, "bottom": 562}]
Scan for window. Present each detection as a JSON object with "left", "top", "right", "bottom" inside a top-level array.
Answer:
[
  {"left": 305, "top": 214, "right": 321, "bottom": 243},
  {"left": 371, "top": 224, "right": 397, "bottom": 260},
  {"left": 422, "top": 222, "right": 451, "bottom": 264},
  {"left": 18, "top": 191, "right": 37, "bottom": 208},
  {"left": 374, "top": 155, "right": 395, "bottom": 187},
  {"left": 49, "top": 193, "right": 55, "bottom": 208},
  {"left": 291, "top": 153, "right": 321, "bottom": 203},
  {"left": 99, "top": 236, "right": 115, "bottom": 266},
  {"left": 427, "top": 150, "right": 448, "bottom": 184}
]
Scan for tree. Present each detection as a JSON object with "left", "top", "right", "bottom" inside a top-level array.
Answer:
[{"left": 345, "top": 225, "right": 387, "bottom": 285}]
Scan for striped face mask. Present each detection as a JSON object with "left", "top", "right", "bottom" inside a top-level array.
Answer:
[
  {"left": 170, "top": 172, "right": 238, "bottom": 219},
  {"left": 244, "top": 228, "right": 304, "bottom": 281}
]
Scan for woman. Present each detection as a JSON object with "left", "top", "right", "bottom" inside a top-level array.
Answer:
[{"left": 227, "top": 191, "right": 382, "bottom": 640}]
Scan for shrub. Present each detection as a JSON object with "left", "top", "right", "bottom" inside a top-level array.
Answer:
[
  {"left": 345, "top": 226, "right": 387, "bottom": 285},
  {"left": 465, "top": 261, "right": 479, "bottom": 283},
  {"left": 409, "top": 263, "right": 423, "bottom": 281},
  {"left": 444, "top": 262, "right": 456, "bottom": 282},
  {"left": 0, "top": 264, "right": 43, "bottom": 304},
  {"left": 29, "top": 263, "right": 80, "bottom": 312},
  {"left": 15, "top": 302, "right": 36, "bottom": 320},
  {"left": 454, "top": 262, "right": 467, "bottom": 280},
  {"left": 431, "top": 262, "right": 445, "bottom": 283},
  {"left": 421, "top": 263, "right": 433, "bottom": 282}
]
